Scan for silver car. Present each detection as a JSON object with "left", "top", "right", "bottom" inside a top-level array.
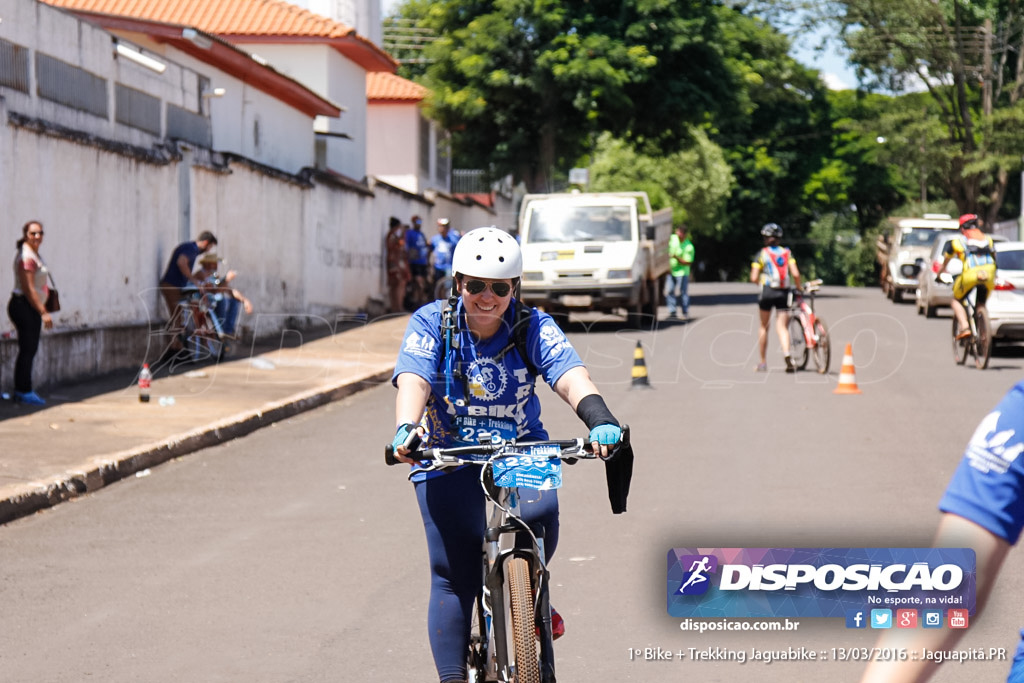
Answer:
[
  {"left": 915, "top": 236, "right": 960, "bottom": 317},
  {"left": 987, "top": 241, "right": 1024, "bottom": 342}
]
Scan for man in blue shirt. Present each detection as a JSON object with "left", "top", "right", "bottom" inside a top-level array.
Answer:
[
  {"left": 429, "top": 217, "right": 461, "bottom": 291},
  {"left": 158, "top": 231, "right": 217, "bottom": 349},
  {"left": 861, "top": 382, "right": 1024, "bottom": 682},
  {"left": 405, "top": 216, "right": 431, "bottom": 308}
]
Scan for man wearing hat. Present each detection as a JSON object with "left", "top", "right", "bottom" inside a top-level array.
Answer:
[{"left": 194, "top": 251, "right": 252, "bottom": 341}]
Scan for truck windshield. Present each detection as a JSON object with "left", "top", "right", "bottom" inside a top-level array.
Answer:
[
  {"left": 526, "top": 205, "right": 633, "bottom": 243},
  {"left": 900, "top": 228, "right": 943, "bottom": 247}
]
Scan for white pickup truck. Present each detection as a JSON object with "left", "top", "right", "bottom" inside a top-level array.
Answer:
[{"left": 517, "top": 191, "right": 674, "bottom": 327}]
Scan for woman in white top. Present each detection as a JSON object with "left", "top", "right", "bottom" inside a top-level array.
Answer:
[{"left": 7, "top": 220, "right": 53, "bottom": 405}]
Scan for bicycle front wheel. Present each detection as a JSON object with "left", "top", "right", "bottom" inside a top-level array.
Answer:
[
  {"left": 974, "top": 306, "right": 991, "bottom": 370},
  {"left": 952, "top": 318, "right": 969, "bottom": 365},
  {"left": 788, "top": 315, "right": 808, "bottom": 370},
  {"left": 812, "top": 318, "right": 831, "bottom": 374},
  {"left": 507, "top": 558, "right": 539, "bottom": 683}
]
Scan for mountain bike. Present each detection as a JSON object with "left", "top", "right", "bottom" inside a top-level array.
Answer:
[
  {"left": 786, "top": 279, "right": 831, "bottom": 374},
  {"left": 161, "top": 288, "right": 232, "bottom": 366},
  {"left": 950, "top": 282, "right": 991, "bottom": 369},
  {"left": 385, "top": 428, "right": 628, "bottom": 683}
]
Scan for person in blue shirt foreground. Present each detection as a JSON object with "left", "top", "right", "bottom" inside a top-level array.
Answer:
[
  {"left": 390, "top": 227, "right": 625, "bottom": 683},
  {"left": 861, "top": 381, "right": 1024, "bottom": 682}
]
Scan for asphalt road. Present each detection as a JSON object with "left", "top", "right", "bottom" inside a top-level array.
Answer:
[{"left": 2, "top": 282, "right": 1023, "bottom": 683}]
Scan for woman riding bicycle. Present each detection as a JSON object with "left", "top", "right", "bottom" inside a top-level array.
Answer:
[
  {"left": 390, "top": 227, "right": 623, "bottom": 683},
  {"left": 937, "top": 213, "right": 997, "bottom": 340}
]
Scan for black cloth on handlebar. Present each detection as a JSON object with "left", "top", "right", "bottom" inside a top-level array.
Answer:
[{"left": 605, "top": 442, "right": 633, "bottom": 514}]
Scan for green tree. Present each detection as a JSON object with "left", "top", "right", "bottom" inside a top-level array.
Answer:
[
  {"left": 826, "top": 0, "right": 1024, "bottom": 224},
  {"left": 587, "top": 130, "right": 734, "bottom": 241},
  {"left": 709, "top": 7, "right": 833, "bottom": 278},
  {"left": 396, "top": 0, "right": 733, "bottom": 192}
]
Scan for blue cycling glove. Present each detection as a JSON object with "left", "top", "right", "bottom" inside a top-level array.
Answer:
[
  {"left": 589, "top": 423, "right": 622, "bottom": 446},
  {"left": 392, "top": 423, "right": 421, "bottom": 453}
]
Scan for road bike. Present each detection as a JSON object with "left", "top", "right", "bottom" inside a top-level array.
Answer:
[
  {"left": 386, "top": 428, "right": 628, "bottom": 683},
  {"left": 950, "top": 281, "right": 991, "bottom": 369},
  {"left": 786, "top": 279, "right": 831, "bottom": 374}
]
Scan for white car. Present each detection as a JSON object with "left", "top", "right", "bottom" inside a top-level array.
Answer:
[
  {"left": 987, "top": 241, "right": 1024, "bottom": 342},
  {"left": 915, "top": 235, "right": 960, "bottom": 317}
]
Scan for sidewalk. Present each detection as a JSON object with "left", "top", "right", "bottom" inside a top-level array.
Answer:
[{"left": 0, "top": 315, "right": 409, "bottom": 525}]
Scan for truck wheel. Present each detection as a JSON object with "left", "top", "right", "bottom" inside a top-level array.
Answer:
[
  {"left": 893, "top": 288, "right": 903, "bottom": 303},
  {"left": 642, "top": 278, "right": 658, "bottom": 319}
]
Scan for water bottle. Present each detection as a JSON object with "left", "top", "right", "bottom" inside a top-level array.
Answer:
[{"left": 138, "top": 363, "right": 152, "bottom": 403}]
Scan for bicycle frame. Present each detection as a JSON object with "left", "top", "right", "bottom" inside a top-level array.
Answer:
[
  {"left": 385, "top": 433, "right": 623, "bottom": 683},
  {"left": 789, "top": 285, "right": 821, "bottom": 348}
]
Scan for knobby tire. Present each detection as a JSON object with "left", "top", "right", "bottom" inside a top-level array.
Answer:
[
  {"left": 812, "top": 318, "right": 831, "bottom": 375},
  {"left": 507, "top": 558, "right": 540, "bottom": 683},
  {"left": 974, "top": 306, "right": 991, "bottom": 370},
  {"left": 788, "top": 315, "right": 808, "bottom": 370},
  {"left": 952, "top": 318, "right": 969, "bottom": 365}
]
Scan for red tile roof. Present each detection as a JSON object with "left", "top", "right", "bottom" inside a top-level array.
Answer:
[
  {"left": 44, "top": 0, "right": 396, "bottom": 71},
  {"left": 367, "top": 72, "right": 426, "bottom": 103}
]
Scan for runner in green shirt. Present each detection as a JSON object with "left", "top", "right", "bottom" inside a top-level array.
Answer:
[{"left": 666, "top": 224, "right": 695, "bottom": 319}]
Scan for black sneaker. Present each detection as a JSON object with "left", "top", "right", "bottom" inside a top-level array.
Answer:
[{"left": 785, "top": 356, "right": 796, "bottom": 373}]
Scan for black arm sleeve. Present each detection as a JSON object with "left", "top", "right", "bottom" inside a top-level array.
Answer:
[{"left": 575, "top": 393, "right": 620, "bottom": 430}]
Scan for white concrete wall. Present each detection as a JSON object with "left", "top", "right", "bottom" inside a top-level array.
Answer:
[
  {"left": 0, "top": 0, "right": 202, "bottom": 149},
  {"left": 367, "top": 103, "right": 451, "bottom": 195},
  {"left": 165, "top": 50, "right": 319, "bottom": 174},
  {"left": 235, "top": 43, "right": 367, "bottom": 180},
  {"left": 367, "top": 103, "right": 418, "bottom": 192}
]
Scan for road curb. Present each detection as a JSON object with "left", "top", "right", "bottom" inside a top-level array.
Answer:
[{"left": 0, "top": 368, "right": 393, "bottom": 526}]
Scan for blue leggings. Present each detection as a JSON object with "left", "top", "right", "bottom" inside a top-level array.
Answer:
[{"left": 414, "top": 465, "right": 559, "bottom": 682}]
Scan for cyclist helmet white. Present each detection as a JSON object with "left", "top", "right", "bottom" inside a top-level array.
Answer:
[
  {"left": 451, "top": 227, "right": 523, "bottom": 280},
  {"left": 761, "top": 222, "right": 783, "bottom": 238}
]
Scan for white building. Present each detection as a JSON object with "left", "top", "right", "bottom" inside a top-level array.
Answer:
[{"left": 45, "top": 0, "right": 397, "bottom": 182}]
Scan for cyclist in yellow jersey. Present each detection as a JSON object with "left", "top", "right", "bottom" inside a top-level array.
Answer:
[{"left": 936, "top": 213, "right": 997, "bottom": 340}]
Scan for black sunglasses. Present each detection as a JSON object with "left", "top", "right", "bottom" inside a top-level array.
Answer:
[{"left": 463, "top": 279, "right": 512, "bottom": 297}]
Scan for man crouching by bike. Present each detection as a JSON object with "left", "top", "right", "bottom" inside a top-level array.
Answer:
[
  {"left": 937, "top": 213, "right": 997, "bottom": 340},
  {"left": 390, "top": 227, "right": 624, "bottom": 683}
]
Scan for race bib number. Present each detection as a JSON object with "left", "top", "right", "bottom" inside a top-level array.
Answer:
[
  {"left": 492, "top": 455, "right": 562, "bottom": 490},
  {"left": 454, "top": 416, "right": 517, "bottom": 446}
]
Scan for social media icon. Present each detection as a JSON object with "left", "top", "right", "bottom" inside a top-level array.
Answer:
[
  {"left": 948, "top": 609, "right": 969, "bottom": 629},
  {"left": 922, "top": 610, "right": 943, "bottom": 628},
  {"left": 846, "top": 610, "right": 867, "bottom": 629},
  {"left": 871, "top": 609, "right": 892, "bottom": 629},
  {"left": 896, "top": 609, "right": 918, "bottom": 628}
]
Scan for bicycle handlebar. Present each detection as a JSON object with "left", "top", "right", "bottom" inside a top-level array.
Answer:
[{"left": 384, "top": 425, "right": 630, "bottom": 467}]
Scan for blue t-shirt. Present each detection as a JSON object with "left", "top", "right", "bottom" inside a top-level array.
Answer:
[
  {"left": 940, "top": 382, "right": 1024, "bottom": 544},
  {"left": 392, "top": 299, "right": 584, "bottom": 480},
  {"left": 405, "top": 228, "right": 430, "bottom": 266},
  {"left": 940, "top": 381, "right": 1024, "bottom": 667},
  {"left": 160, "top": 242, "right": 201, "bottom": 288},
  {"left": 430, "top": 232, "right": 461, "bottom": 273}
]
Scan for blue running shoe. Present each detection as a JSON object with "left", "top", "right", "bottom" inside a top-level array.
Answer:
[{"left": 14, "top": 391, "right": 46, "bottom": 406}]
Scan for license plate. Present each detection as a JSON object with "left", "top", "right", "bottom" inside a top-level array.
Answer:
[
  {"left": 561, "top": 294, "right": 592, "bottom": 307},
  {"left": 492, "top": 455, "right": 562, "bottom": 490}
]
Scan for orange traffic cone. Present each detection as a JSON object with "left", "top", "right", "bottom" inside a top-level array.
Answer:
[{"left": 834, "top": 343, "right": 862, "bottom": 394}]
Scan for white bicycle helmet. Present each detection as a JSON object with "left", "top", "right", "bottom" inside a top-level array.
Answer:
[{"left": 451, "top": 227, "right": 523, "bottom": 280}]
